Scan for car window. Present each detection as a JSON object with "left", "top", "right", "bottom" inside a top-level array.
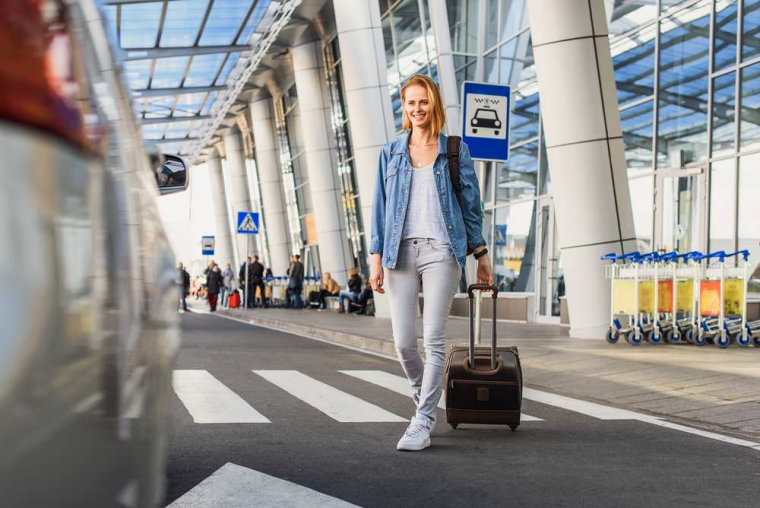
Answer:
[{"left": 477, "top": 110, "right": 498, "bottom": 119}]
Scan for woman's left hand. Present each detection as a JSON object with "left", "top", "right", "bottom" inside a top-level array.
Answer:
[{"left": 476, "top": 254, "right": 494, "bottom": 286}]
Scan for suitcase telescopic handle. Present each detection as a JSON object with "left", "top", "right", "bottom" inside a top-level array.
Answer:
[{"left": 467, "top": 284, "right": 498, "bottom": 370}]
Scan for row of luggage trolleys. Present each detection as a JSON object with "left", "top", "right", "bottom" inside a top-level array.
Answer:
[
  {"left": 602, "top": 250, "right": 760, "bottom": 348},
  {"left": 258, "top": 276, "right": 322, "bottom": 307}
]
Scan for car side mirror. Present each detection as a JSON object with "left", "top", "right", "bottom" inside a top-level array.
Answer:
[{"left": 155, "top": 153, "right": 189, "bottom": 195}]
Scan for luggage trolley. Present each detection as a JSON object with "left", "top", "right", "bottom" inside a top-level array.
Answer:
[
  {"left": 650, "top": 251, "right": 680, "bottom": 344},
  {"left": 602, "top": 251, "right": 642, "bottom": 345},
  {"left": 667, "top": 251, "right": 702, "bottom": 344},
  {"left": 635, "top": 252, "right": 663, "bottom": 345},
  {"left": 695, "top": 251, "right": 750, "bottom": 348}
]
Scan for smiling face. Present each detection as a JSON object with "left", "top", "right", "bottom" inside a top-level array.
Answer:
[{"left": 403, "top": 84, "right": 432, "bottom": 132}]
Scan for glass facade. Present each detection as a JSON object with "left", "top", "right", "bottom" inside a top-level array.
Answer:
[
  {"left": 324, "top": 38, "right": 369, "bottom": 277},
  {"left": 275, "top": 86, "right": 309, "bottom": 255},
  {"left": 382, "top": 0, "right": 439, "bottom": 133},
  {"left": 434, "top": 0, "right": 760, "bottom": 299}
]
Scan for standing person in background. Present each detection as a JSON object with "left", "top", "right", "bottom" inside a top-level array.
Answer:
[
  {"left": 317, "top": 272, "right": 341, "bottom": 311},
  {"left": 221, "top": 263, "right": 234, "bottom": 308},
  {"left": 206, "top": 263, "right": 223, "bottom": 312},
  {"left": 178, "top": 262, "right": 190, "bottom": 312},
  {"left": 369, "top": 74, "right": 492, "bottom": 451},
  {"left": 239, "top": 257, "right": 250, "bottom": 307},
  {"left": 249, "top": 255, "right": 266, "bottom": 308},
  {"left": 338, "top": 268, "right": 363, "bottom": 313},
  {"left": 287, "top": 254, "right": 304, "bottom": 309}
]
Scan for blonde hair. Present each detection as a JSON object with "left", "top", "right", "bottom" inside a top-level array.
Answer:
[
  {"left": 401, "top": 74, "right": 446, "bottom": 136},
  {"left": 323, "top": 272, "right": 332, "bottom": 282},
  {"left": 348, "top": 268, "right": 358, "bottom": 277}
]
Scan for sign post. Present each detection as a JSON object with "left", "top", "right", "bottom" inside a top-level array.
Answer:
[
  {"left": 461, "top": 81, "right": 511, "bottom": 343},
  {"left": 237, "top": 212, "right": 259, "bottom": 309}
]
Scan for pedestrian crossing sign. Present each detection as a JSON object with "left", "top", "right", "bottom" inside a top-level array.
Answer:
[{"left": 237, "top": 211, "right": 259, "bottom": 234}]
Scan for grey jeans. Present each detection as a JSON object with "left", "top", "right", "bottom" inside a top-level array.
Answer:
[{"left": 386, "top": 238, "right": 461, "bottom": 423}]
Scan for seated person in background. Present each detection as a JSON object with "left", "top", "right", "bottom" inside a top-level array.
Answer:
[
  {"left": 338, "top": 268, "right": 363, "bottom": 314},
  {"left": 317, "top": 272, "right": 341, "bottom": 311},
  {"left": 353, "top": 280, "right": 374, "bottom": 315}
]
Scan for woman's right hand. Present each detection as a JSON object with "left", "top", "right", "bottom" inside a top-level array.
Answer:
[{"left": 369, "top": 253, "right": 385, "bottom": 294}]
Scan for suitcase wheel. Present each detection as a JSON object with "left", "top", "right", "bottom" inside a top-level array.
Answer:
[
  {"left": 509, "top": 425, "right": 518, "bottom": 432},
  {"left": 450, "top": 424, "right": 459, "bottom": 430}
]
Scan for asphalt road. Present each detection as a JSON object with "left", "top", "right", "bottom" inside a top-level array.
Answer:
[{"left": 165, "top": 312, "right": 760, "bottom": 507}]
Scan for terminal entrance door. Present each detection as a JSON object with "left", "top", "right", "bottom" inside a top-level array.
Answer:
[
  {"left": 535, "top": 196, "right": 562, "bottom": 324},
  {"left": 656, "top": 167, "right": 706, "bottom": 254}
]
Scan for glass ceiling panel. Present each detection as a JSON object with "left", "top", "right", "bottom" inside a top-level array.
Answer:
[
  {"left": 236, "top": 0, "right": 272, "bottom": 45},
  {"left": 215, "top": 53, "right": 240, "bottom": 85},
  {"left": 166, "top": 122, "right": 194, "bottom": 138},
  {"left": 142, "top": 124, "right": 167, "bottom": 140},
  {"left": 152, "top": 57, "right": 191, "bottom": 89},
  {"left": 123, "top": 60, "right": 152, "bottom": 90},
  {"left": 160, "top": 142, "right": 183, "bottom": 154},
  {"left": 174, "top": 92, "right": 210, "bottom": 116},
  {"left": 185, "top": 54, "right": 226, "bottom": 87},
  {"left": 103, "top": 5, "right": 118, "bottom": 47},
  {"left": 120, "top": 3, "right": 163, "bottom": 48},
  {"left": 145, "top": 97, "right": 177, "bottom": 116},
  {"left": 201, "top": 92, "right": 219, "bottom": 115},
  {"left": 160, "top": 0, "right": 208, "bottom": 47},
  {"left": 199, "top": 0, "right": 253, "bottom": 46}
]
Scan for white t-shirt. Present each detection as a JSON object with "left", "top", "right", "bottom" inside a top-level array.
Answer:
[{"left": 401, "top": 160, "right": 450, "bottom": 243}]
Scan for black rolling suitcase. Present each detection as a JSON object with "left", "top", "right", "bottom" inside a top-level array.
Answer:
[{"left": 444, "top": 284, "right": 524, "bottom": 430}]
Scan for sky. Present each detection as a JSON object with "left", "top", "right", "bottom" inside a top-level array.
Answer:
[{"left": 157, "top": 163, "right": 216, "bottom": 276}]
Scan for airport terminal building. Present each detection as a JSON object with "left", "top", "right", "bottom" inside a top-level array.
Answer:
[{"left": 106, "top": 0, "right": 760, "bottom": 336}]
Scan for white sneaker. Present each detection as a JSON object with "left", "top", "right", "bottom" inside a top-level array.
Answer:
[{"left": 396, "top": 418, "right": 434, "bottom": 451}]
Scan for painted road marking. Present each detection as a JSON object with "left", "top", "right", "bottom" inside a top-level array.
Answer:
[
  {"left": 168, "top": 462, "right": 359, "bottom": 508},
  {"left": 524, "top": 388, "right": 760, "bottom": 452},
  {"left": 253, "top": 370, "right": 407, "bottom": 423},
  {"left": 340, "top": 370, "right": 543, "bottom": 422},
  {"left": 172, "top": 370, "right": 270, "bottom": 424},
  {"left": 523, "top": 388, "right": 642, "bottom": 420}
]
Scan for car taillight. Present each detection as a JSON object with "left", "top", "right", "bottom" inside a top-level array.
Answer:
[{"left": 0, "top": 0, "right": 85, "bottom": 147}]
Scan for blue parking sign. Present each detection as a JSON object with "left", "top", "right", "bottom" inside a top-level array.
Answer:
[{"left": 461, "top": 81, "right": 510, "bottom": 162}]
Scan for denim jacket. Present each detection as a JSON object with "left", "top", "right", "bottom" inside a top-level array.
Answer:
[{"left": 370, "top": 131, "right": 486, "bottom": 269}]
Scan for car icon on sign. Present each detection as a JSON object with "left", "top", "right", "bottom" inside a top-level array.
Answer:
[{"left": 471, "top": 108, "right": 501, "bottom": 135}]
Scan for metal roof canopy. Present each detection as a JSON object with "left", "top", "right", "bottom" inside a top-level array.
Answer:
[{"left": 103, "top": 0, "right": 299, "bottom": 158}]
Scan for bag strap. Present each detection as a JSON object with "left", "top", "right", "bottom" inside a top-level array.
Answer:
[{"left": 446, "top": 135, "right": 463, "bottom": 211}]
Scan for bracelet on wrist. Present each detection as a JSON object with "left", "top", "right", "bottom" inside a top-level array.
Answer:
[{"left": 474, "top": 248, "right": 489, "bottom": 260}]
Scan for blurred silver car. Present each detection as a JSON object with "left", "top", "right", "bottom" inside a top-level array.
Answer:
[{"left": 0, "top": 0, "right": 186, "bottom": 505}]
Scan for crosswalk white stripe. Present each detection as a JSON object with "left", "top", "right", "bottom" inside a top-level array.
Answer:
[
  {"left": 172, "top": 370, "right": 270, "bottom": 424},
  {"left": 168, "top": 463, "right": 360, "bottom": 507},
  {"left": 340, "top": 370, "right": 543, "bottom": 422},
  {"left": 253, "top": 370, "right": 408, "bottom": 423}
]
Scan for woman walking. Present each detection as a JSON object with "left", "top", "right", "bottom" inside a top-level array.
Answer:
[
  {"left": 206, "top": 263, "right": 223, "bottom": 312},
  {"left": 369, "top": 74, "right": 493, "bottom": 451}
]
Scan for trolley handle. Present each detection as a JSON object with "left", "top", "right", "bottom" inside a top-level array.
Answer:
[
  {"left": 599, "top": 251, "right": 641, "bottom": 262},
  {"left": 638, "top": 251, "right": 659, "bottom": 263},
  {"left": 679, "top": 251, "right": 703, "bottom": 261},
  {"left": 726, "top": 250, "right": 750, "bottom": 262},
  {"left": 703, "top": 251, "right": 727, "bottom": 262}
]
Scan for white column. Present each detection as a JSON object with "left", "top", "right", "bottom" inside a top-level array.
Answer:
[
  {"left": 206, "top": 151, "right": 235, "bottom": 269},
  {"left": 526, "top": 0, "right": 637, "bottom": 338},
  {"left": 290, "top": 42, "right": 352, "bottom": 285},
  {"left": 223, "top": 128, "right": 254, "bottom": 266},
  {"left": 427, "top": 0, "right": 460, "bottom": 135},
  {"left": 334, "top": 0, "right": 396, "bottom": 317},
  {"left": 250, "top": 98, "right": 291, "bottom": 277}
]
